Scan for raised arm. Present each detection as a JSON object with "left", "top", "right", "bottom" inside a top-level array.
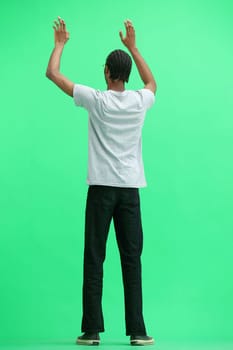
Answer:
[
  {"left": 46, "top": 16, "right": 74, "bottom": 97},
  {"left": 119, "top": 20, "right": 157, "bottom": 94}
]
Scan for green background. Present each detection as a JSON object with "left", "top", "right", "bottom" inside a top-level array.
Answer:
[{"left": 0, "top": 0, "right": 233, "bottom": 348}]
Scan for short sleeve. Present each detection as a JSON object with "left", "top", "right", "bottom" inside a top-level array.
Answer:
[
  {"left": 138, "top": 89, "right": 155, "bottom": 110},
  {"left": 73, "top": 84, "right": 98, "bottom": 110}
]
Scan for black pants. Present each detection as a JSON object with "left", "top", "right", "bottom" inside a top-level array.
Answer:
[{"left": 81, "top": 185, "right": 147, "bottom": 336}]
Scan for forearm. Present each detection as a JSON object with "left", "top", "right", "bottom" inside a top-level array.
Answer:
[
  {"left": 46, "top": 42, "right": 74, "bottom": 97},
  {"left": 129, "top": 47, "right": 156, "bottom": 91},
  {"left": 46, "top": 43, "right": 64, "bottom": 78},
  {"left": 46, "top": 17, "right": 74, "bottom": 97}
]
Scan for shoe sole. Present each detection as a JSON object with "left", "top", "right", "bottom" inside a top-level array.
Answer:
[
  {"left": 76, "top": 339, "right": 100, "bottom": 346},
  {"left": 131, "top": 339, "right": 154, "bottom": 346}
]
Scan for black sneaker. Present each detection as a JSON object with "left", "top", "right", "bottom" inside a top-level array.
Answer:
[
  {"left": 76, "top": 332, "right": 100, "bottom": 345},
  {"left": 130, "top": 335, "right": 154, "bottom": 346}
]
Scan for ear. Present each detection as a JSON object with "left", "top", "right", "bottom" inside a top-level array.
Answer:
[{"left": 104, "top": 65, "right": 109, "bottom": 76}]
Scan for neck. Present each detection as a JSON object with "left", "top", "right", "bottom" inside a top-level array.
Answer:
[{"left": 107, "top": 80, "right": 125, "bottom": 92}]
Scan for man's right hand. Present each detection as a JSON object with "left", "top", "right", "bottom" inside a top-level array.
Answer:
[
  {"left": 119, "top": 19, "right": 157, "bottom": 94},
  {"left": 119, "top": 19, "right": 136, "bottom": 51}
]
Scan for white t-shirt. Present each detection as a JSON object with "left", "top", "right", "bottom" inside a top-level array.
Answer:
[{"left": 73, "top": 84, "right": 155, "bottom": 188}]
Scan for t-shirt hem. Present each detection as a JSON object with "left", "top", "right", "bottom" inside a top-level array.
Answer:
[{"left": 86, "top": 180, "right": 147, "bottom": 188}]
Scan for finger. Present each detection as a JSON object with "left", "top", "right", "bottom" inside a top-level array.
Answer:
[
  {"left": 59, "top": 18, "right": 64, "bottom": 30},
  {"left": 126, "top": 21, "right": 131, "bottom": 32},
  {"left": 126, "top": 19, "right": 134, "bottom": 30},
  {"left": 58, "top": 16, "right": 63, "bottom": 30},
  {"left": 119, "top": 30, "right": 124, "bottom": 41},
  {"left": 58, "top": 17, "right": 66, "bottom": 31},
  {"left": 61, "top": 19, "right": 66, "bottom": 31},
  {"left": 128, "top": 24, "right": 134, "bottom": 33},
  {"left": 54, "top": 20, "right": 59, "bottom": 30}
]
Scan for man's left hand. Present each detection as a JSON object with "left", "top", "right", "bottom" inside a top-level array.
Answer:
[{"left": 53, "top": 16, "right": 69, "bottom": 46}]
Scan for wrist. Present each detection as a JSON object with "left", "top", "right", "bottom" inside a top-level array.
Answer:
[
  {"left": 54, "top": 42, "right": 65, "bottom": 50},
  {"left": 128, "top": 46, "right": 138, "bottom": 55}
]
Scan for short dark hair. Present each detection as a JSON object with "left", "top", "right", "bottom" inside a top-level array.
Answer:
[{"left": 105, "top": 49, "right": 132, "bottom": 83}]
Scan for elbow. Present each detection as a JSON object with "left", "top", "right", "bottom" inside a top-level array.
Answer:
[
  {"left": 46, "top": 68, "right": 57, "bottom": 80},
  {"left": 46, "top": 69, "right": 52, "bottom": 80},
  {"left": 46, "top": 70, "right": 60, "bottom": 83}
]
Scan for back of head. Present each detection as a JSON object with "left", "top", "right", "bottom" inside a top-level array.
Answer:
[{"left": 105, "top": 49, "right": 132, "bottom": 83}]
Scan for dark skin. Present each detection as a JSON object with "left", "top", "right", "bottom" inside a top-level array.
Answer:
[{"left": 46, "top": 18, "right": 156, "bottom": 96}]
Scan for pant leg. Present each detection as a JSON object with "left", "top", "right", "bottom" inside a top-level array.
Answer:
[
  {"left": 82, "top": 186, "right": 115, "bottom": 333},
  {"left": 113, "top": 188, "right": 146, "bottom": 336}
]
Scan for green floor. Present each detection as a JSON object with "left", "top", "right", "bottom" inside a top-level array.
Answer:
[{"left": 0, "top": 339, "right": 233, "bottom": 350}]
